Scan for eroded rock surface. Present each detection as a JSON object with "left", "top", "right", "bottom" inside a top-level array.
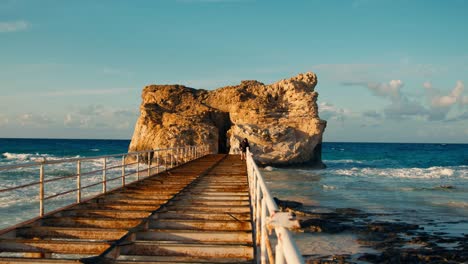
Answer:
[{"left": 128, "top": 72, "right": 327, "bottom": 166}]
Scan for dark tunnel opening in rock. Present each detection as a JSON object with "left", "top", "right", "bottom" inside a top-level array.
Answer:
[{"left": 209, "top": 112, "right": 232, "bottom": 154}]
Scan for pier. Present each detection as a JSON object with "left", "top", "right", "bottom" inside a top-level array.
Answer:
[{"left": 0, "top": 147, "right": 303, "bottom": 263}]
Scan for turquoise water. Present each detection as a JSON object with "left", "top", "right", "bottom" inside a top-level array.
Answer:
[
  {"left": 1, "top": 139, "right": 467, "bottom": 255},
  {"left": 263, "top": 142, "right": 467, "bottom": 257},
  {"left": 264, "top": 143, "right": 467, "bottom": 219},
  {"left": 0, "top": 138, "right": 132, "bottom": 229}
]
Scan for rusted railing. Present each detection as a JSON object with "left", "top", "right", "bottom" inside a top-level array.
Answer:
[
  {"left": 0, "top": 145, "right": 209, "bottom": 228},
  {"left": 246, "top": 148, "right": 305, "bottom": 264}
]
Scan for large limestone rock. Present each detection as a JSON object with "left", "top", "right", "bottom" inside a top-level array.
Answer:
[{"left": 128, "top": 72, "right": 327, "bottom": 167}]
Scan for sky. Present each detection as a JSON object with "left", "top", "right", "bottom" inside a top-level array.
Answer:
[{"left": 0, "top": 0, "right": 467, "bottom": 143}]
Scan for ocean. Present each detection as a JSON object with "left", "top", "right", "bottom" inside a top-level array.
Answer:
[
  {"left": 1, "top": 139, "right": 467, "bottom": 259},
  {"left": 263, "top": 142, "right": 467, "bottom": 259}
]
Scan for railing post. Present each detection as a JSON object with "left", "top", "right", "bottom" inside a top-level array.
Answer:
[
  {"left": 39, "top": 163, "right": 44, "bottom": 217},
  {"left": 170, "top": 149, "right": 173, "bottom": 168},
  {"left": 121, "top": 155, "right": 126, "bottom": 187},
  {"left": 147, "top": 151, "right": 151, "bottom": 177},
  {"left": 261, "top": 197, "right": 267, "bottom": 264},
  {"left": 180, "top": 147, "right": 183, "bottom": 164},
  {"left": 156, "top": 151, "right": 159, "bottom": 174},
  {"left": 182, "top": 147, "right": 185, "bottom": 163},
  {"left": 102, "top": 157, "right": 107, "bottom": 193},
  {"left": 136, "top": 154, "right": 140, "bottom": 180},
  {"left": 178, "top": 147, "right": 181, "bottom": 165},
  {"left": 252, "top": 172, "right": 257, "bottom": 222},
  {"left": 181, "top": 147, "right": 184, "bottom": 164},
  {"left": 256, "top": 182, "right": 261, "bottom": 246},
  {"left": 275, "top": 240, "right": 285, "bottom": 264},
  {"left": 76, "top": 160, "right": 81, "bottom": 203}
]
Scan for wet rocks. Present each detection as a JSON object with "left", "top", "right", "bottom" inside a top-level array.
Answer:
[
  {"left": 300, "top": 218, "right": 351, "bottom": 233},
  {"left": 273, "top": 198, "right": 468, "bottom": 264},
  {"left": 274, "top": 197, "right": 303, "bottom": 210}
]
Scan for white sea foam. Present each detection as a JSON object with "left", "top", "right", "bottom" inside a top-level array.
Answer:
[
  {"left": 323, "top": 159, "right": 364, "bottom": 164},
  {"left": 331, "top": 165, "right": 467, "bottom": 179},
  {"left": 0, "top": 155, "right": 142, "bottom": 229},
  {"left": 2, "top": 152, "right": 37, "bottom": 161},
  {"left": 321, "top": 184, "right": 337, "bottom": 190},
  {"left": 432, "top": 201, "right": 468, "bottom": 208},
  {"left": 1, "top": 152, "right": 65, "bottom": 162}
]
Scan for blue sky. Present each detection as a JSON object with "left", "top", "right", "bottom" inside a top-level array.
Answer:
[{"left": 0, "top": 0, "right": 467, "bottom": 143}]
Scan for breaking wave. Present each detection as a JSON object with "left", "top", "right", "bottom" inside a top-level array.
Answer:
[
  {"left": 431, "top": 201, "right": 468, "bottom": 209},
  {"left": 1, "top": 152, "right": 84, "bottom": 164},
  {"left": 1, "top": 152, "right": 58, "bottom": 162},
  {"left": 330, "top": 165, "right": 467, "bottom": 180}
]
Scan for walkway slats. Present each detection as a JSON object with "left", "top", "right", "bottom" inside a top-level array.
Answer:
[
  {"left": 110, "top": 154, "right": 254, "bottom": 263},
  {"left": 0, "top": 154, "right": 254, "bottom": 263}
]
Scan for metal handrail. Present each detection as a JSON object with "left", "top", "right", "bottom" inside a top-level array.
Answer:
[
  {"left": 246, "top": 148, "right": 305, "bottom": 264},
  {"left": 0, "top": 145, "right": 209, "bottom": 230},
  {"left": 0, "top": 147, "right": 195, "bottom": 171}
]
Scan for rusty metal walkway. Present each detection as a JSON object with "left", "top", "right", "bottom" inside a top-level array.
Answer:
[{"left": 0, "top": 154, "right": 254, "bottom": 263}]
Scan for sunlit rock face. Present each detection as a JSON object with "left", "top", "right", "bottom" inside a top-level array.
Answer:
[{"left": 128, "top": 72, "right": 327, "bottom": 167}]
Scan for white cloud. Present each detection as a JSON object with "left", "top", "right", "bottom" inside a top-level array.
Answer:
[
  {"left": 319, "top": 102, "right": 354, "bottom": 122},
  {"left": 18, "top": 113, "right": 54, "bottom": 127},
  {"left": 423, "top": 81, "right": 432, "bottom": 89},
  {"left": 64, "top": 113, "right": 73, "bottom": 126},
  {"left": 0, "top": 115, "right": 9, "bottom": 127},
  {"left": 426, "top": 80, "right": 464, "bottom": 107},
  {"left": 463, "top": 96, "right": 468, "bottom": 105},
  {"left": 342, "top": 78, "right": 467, "bottom": 122},
  {"left": 64, "top": 105, "right": 137, "bottom": 130},
  {"left": 384, "top": 98, "right": 428, "bottom": 120},
  {"left": 64, "top": 113, "right": 89, "bottom": 128},
  {"left": 0, "top": 20, "right": 29, "bottom": 33},
  {"left": 362, "top": 110, "right": 381, "bottom": 119},
  {"left": 445, "top": 112, "right": 468, "bottom": 122},
  {"left": 78, "top": 104, "right": 105, "bottom": 116},
  {"left": 370, "top": 80, "right": 403, "bottom": 100},
  {"left": 342, "top": 80, "right": 403, "bottom": 100}
]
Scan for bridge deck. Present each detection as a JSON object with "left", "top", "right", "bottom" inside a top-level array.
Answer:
[{"left": 0, "top": 154, "right": 254, "bottom": 263}]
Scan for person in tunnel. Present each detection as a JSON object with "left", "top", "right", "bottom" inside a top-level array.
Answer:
[{"left": 239, "top": 138, "right": 250, "bottom": 161}]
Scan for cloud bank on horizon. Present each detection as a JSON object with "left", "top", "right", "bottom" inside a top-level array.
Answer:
[
  {"left": 0, "top": 20, "right": 29, "bottom": 33},
  {"left": 334, "top": 79, "right": 467, "bottom": 121}
]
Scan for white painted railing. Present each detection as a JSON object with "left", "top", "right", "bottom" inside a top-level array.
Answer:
[
  {"left": 246, "top": 149, "right": 305, "bottom": 264},
  {"left": 0, "top": 145, "right": 209, "bottom": 231}
]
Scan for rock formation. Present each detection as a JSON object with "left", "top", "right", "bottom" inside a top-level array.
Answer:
[{"left": 128, "top": 72, "right": 327, "bottom": 167}]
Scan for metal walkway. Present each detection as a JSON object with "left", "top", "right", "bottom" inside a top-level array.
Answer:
[{"left": 0, "top": 154, "right": 254, "bottom": 263}]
